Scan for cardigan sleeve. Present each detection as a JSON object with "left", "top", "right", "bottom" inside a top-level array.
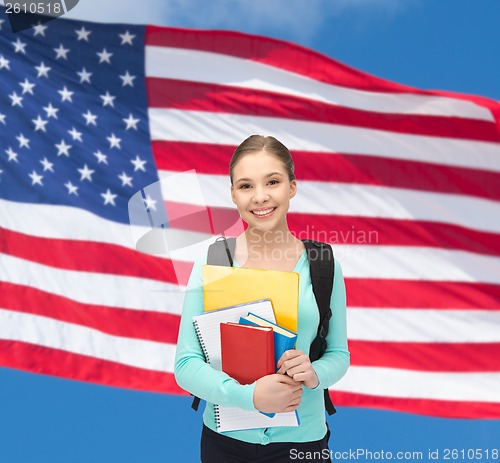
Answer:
[
  {"left": 311, "top": 258, "right": 350, "bottom": 388},
  {"left": 174, "top": 252, "right": 258, "bottom": 411}
]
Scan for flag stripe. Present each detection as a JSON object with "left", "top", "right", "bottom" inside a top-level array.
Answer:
[
  {"left": 348, "top": 308, "right": 500, "bottom": 342},
  {"left": 1, "top": 282, "right": 180, "bottom": 344},
  {"left": 149, "top": 109, "right": 500, "bottom": 173},
  {"left": 334, "top": 366, "right": 500, "bottom": 403},
  {"left": 154, "top": 141, "right": 500, "bottom": 202},
  {"left": 332, "top": 391, "right": 500, "bottom": 419},
  {"left": 144, "top": 39, "right": 494, "bottom": 121},
  {"left": 0, "top": 340, "right": 182, "bottom": 395},
  {"left": 350, "top": 341, "right": 500, "bottom": 372},
  {"left": 0, "top": 309, "right": 175, "bottom": 372},
  {"left": 146, "top": 77, "right": 500, "bottom": 143},
  {"left": 158, "top": 171, "right": 500, "bottom": 235},
  {"left": 2, "top": 254, "right": 184, "bottom": 314}
]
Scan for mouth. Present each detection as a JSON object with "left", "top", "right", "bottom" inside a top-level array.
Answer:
[{"left": 251, "top": 207, "right": 277, "bottom": 218}]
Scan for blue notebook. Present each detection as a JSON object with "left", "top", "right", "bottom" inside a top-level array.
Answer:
[{"left": 239, "top": 312, "right": 297, "bottom": 367}]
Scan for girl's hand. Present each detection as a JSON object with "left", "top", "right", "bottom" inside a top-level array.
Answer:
[
  {"left": 253, "top": 374, "right": 303, "bottom": 413},
  {"left": 277, "top": 349, "right": 319, "bottom": 389}
]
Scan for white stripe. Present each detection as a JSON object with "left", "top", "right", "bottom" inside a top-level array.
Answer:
[
  {"left": 0, "top": 309, "right": 175, "bottom": 372},
  {"left": 1, "top": 253, "right": 186, "bottom": 315},
  {"left": 335, "top": 245, "right": 500, "bottom": 284},
  {"left": 159, "top": 170, "right": 500, "bottom": 234},
  {"left": 348, "top": 309, "right": 500, "bottom": 343},
  {"left": 145, "top": 46, "right": 494, "bottom": 121},
  {"left": 0, "top": 198, "right": 215, "bottom": 254},
  {"left": 333, "top": 366, "right": 500, "bottom": 403},
  {"left": 149, "top": 109, "right": 500, "bottom": 173}
]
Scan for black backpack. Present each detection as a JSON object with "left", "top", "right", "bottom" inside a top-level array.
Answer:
[{"left": 191, "top": 236, "right": 337, "bottom": 416}]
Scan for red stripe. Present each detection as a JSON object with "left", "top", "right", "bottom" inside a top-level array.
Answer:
[
  {"left": 0, "top": 227, "right": 193, "bottom": 286},
  {"left": 148, "top": 201, "right": 500, "bottom": 258},
  {"left": 346, "top": 279, "right": 500, "bottom": 310},
  {"left": 332, "top": 391, "right": 500, "bottom": 419},
  {"left": 350, "top": 341, "right": 500, "bottom": 372},
  {"left": 147, "top": 77, "right": 500, "bottom": 143},
  {"left": 153, "top": 141, "right": 500, "bottom": 202},
  {"left": 144, "top": 26, "right": 444, "bottom": 96},
  {"left": 0, "top": 282, "right": 180, "bottom": 343},
  {"left": 0, "top": 340, "right": 183, "bottom": 395}
]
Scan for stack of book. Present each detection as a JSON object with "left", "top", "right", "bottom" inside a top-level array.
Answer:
[{"left": 191, "top": 264, "right": 301, "bottom": 432}]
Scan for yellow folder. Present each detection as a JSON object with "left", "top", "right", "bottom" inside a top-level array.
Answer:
[{"left": 202, "top": 265, "right": 299, "bottom": 333}]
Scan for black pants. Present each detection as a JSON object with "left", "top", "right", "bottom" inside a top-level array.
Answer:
[{"left": 201, "top": 425, "right": 332, "bottom": 463}]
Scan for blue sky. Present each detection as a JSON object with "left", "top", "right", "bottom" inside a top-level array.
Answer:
[{"left": 1, "top": 1, "right": 500, "bottom": 462}]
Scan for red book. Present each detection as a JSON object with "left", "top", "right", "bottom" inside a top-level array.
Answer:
[{"left": 220, "top": 322, "right": 275, "bottom": 385}]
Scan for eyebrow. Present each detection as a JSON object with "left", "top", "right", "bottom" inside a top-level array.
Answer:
[{"left": 234, "top": 172, "right": 284, "bottom": 183}]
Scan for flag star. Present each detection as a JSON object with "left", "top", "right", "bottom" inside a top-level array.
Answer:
[
  {"left": 40, "top": 157, "right": 54, "bottom": 172},
  {"left": 107, "top": 133, "right": 121, "bottom": 149},
  {"left": 75, "top": 26, "right": 92, "bottom": 41},
  {"left": 78, "top": 164, "right": 95, "bottom": 181},
  {"left": 35, "top": 61, "right": 51, "bottom": 78},
  {"left": 131, "top": 155, "right": 147, "bottom": 172},
  {"left": 29, "top": 170, "right": 44, "bottom": 186},
  {"left": 65, "top": 181, "right": 79, "bottom": 195},
  {"left": 82, "top": 110, "right": 97, "bottom": 126},
  {"left": 68, "top": 127, "right": 83, "bottom": 142},
  {"left": 101, "top": 189, "right": 117, "bottom": 206},
  {"left": 16, "top": 133, "right": 30, "bottom": 149},
  {"left": 119, "top": 30, "right": 136, "bottom": 45},
  {"left": 100, "top": 91, "right": 116, "bottom": 107},
  {"left": 97, "top": 48, "right": 113, "bottom": 64},
  {"left": 0, "top": 55, "right": 10, "bottom": 70},
  {"left": 54, "top": 43, "right": 70, "bottom": 60},
  {"left": 9, "top": 92, "right": 23, "bottom": 107},
  {"left": 55, "top": 139, "right": 72, "bottom": 156},
  {"left": 94, "top": 150, "right": 108, "bottom": 164},
  {"left": 0, "top": 113, "right": 6, "bottom": 124},
  {"left": 144, "top": 195, "right": 158, "bottom": 211},
  {"left": 118, "top": 172, "right": 133, "bottom": 187},
  {"left": 13, "top": 38, "right": 27, "bottom": 54},
  {"left": 58, "top": 86, "right": 74, "bottom": 102},
  {"left": 123, "top": 113, "right": 139, "bottom": 130},
  {"left": 119, "top": 71, "right": 136, "bottom": 87},
  {"left": 19, "top": 78, "right": 36, "bottom": 95},
  {"left": 5, "top": 147, "right": 19, "bottom": 162},
  {"left": 32, "top": 115, "right": 48, "bottom": 132},
  {"left": 32, "top": 22, "right": 48, "bottom": 36},
  {"left": 43, "top": 103, "right": 59, "bottom": 119},
  {"left": 77, "top": 67, "right": 92, "bottom": 83}
]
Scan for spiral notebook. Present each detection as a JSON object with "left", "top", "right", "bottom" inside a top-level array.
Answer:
[{"left": 192, "top": 299, "right": 300, "bottom": 432}]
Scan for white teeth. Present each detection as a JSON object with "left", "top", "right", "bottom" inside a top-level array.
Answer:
[{"left": 253, "top": 208, "right": 274, "bottom": 216}]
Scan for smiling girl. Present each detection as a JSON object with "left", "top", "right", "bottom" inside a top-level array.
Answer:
[{"left": 174, "top": 135, "right": 350, "bottom": 462}]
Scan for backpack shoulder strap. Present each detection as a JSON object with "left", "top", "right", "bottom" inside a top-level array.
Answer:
[
  {"left": 191, "top": 236, "right": 236, "bottom": 412},
  {"left": 302, "top": 239, "right": 337, "bottom": 415},
  {"left": 207, "top": 236, "right": 236, "bottom": 267}
]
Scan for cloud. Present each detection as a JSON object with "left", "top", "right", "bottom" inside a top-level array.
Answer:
[{"left": 63, "top": 0, "right": 416, "bottom": 42}]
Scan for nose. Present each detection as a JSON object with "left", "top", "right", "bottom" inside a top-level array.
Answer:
[{"left": 252, "top": 185, "right": 270, "bottom": 203}]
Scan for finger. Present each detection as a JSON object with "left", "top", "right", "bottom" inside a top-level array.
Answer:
[
  {"left": 276, "top": 374, "right": 301, "bottom": 386},
  {"left": 277, "top": 349, "right": 302, "bottom": 368},
  {"left": 279, "top": 356, "right": 310, "bottom": 374}
]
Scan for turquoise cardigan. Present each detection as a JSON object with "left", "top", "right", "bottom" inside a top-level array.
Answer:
[{"left": 174, "top": 249, "right": 350, "bottom": 445}]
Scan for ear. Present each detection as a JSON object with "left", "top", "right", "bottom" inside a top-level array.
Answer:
[{"left": 289, "top": 179, "right": 297, "bottom": 199}]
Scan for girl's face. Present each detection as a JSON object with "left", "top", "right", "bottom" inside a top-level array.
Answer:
[{"left": 231, "top": 151, "right": 297, "bottom": 234}]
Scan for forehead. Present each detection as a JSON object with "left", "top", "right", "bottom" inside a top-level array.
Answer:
[{"left": 232, "top": 151, "right": 287, "bottom": 178}]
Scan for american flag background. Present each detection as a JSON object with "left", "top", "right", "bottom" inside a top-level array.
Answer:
[{"left": 1, "top": 5, "right": 500, "bottom": 426}]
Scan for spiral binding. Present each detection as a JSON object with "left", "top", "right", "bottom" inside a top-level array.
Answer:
[
  {"left": 214, "top": 405, "right": 221, "bottom": 429},
  {"left": 193, "top": 320, "right": 210, "bottom": 363}
]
